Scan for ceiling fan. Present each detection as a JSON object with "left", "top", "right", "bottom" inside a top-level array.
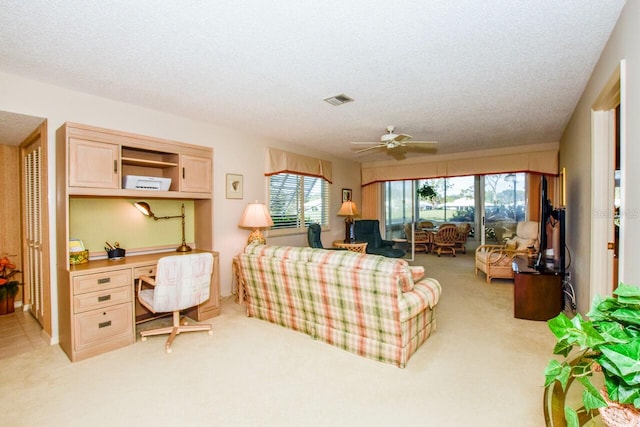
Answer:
[{"left": 351, "top": 126, "right": 438, "bottom": 153}]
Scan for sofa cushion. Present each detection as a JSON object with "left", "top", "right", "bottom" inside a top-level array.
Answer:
[
  {"left": 307, "top": 249, "right": 415, "bottom": 291},
  {"left": 244, "top": 243, "right": 314, "bottom": 263}
]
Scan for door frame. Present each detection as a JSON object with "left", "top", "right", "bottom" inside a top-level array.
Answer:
[{"left": 590, "top": 61, "right": 624, "bottom": 300}]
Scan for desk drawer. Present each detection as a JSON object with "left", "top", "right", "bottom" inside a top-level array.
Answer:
[
  {"left": 73, "top": 285, "right": 132, "bottom": 314},
  {"left": 133, "top": 264, "right": 156, "bottom": 280},
  {"left": 74, "top": 302, "right": 133, "bottom": 352},
  {"left": 73, "top": 269, "right": 132, "bottom": 294}
]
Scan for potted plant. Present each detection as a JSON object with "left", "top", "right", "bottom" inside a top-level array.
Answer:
[
  {"left": 417, "top": 183, "right": 437, "bottom": 203},
  {"left": 0, "top": 256, "right": 21, "bottom": 315},
  {"left": 544, "top": 283, "right": 640, "bottom": 426}
]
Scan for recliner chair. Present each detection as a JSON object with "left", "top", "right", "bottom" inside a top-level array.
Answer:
[
  {"left": 353, "top": 219, "right": 405, "bottom": 258},
  {"left": 307, "top": 223, "right": 343, "bottom": 250}
]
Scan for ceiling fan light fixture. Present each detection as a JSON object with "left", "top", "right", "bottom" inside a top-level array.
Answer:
[{"left": 323, "top": 94, "right": 354, "bottom": 106}]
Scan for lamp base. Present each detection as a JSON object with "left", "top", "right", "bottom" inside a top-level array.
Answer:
[
  {"left": 176, "top": 243, "right": 192, "bottom": 252},
  {"left": 344, "top": 217, "right": 354, "bottom": 243},
  {"left": 247, "top": 229, "right": 266, "bottom": 245}
]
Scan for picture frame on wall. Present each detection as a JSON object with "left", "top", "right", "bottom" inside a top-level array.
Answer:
[
  {"left": 226, "top": 174, "right": 243, "bottom": 199},
  {"left": 342, "top": 188, "right": 352, "bottom": 202}
]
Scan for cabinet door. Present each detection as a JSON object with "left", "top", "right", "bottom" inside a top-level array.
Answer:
[
  {"left": 69, "top": 138, "right": 119, "bottom": 188},
  {"left": 181, "top": 154, "right": 212, "bottom": 193}
]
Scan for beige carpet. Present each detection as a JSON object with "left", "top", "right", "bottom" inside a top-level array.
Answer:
[{"left": 0, "top": 249, "right": 555, "bottom": 426}]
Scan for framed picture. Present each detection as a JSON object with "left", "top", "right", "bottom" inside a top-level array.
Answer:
[
  {"left": 342, "top": 188, "right": 352, "bottom": 202},
  {"left": 226, "top": 174, "right": 243, "bottom": 199}
]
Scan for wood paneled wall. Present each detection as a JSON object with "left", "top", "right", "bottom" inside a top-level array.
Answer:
[{"left": 0, "top": 144, "right": 22, "bottom": 300}]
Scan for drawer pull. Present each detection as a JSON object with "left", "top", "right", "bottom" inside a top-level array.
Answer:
[
  {"left": 98, "top": 295, "right": 111, "bottom": 302},
  {"left": 98, "top": 320, "right": 112, "bottom": 328},
  {"left": 97, "top": 278, "right": 111, "bottom": 284}
]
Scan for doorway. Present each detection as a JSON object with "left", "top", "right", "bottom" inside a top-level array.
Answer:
[
  {"left": 0, "top": 111, "right": 51, "bottom": 339},
  {"left": 590, "top": 62, "right": 623, "bottom": 299}
]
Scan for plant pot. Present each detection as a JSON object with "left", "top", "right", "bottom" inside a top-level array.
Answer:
[
  {"left": 6, "top": 294, "right": 14, "bottom": 314},
  {"left": 0, "top": 297, "right": 7, "bottom": 315},
  {"left": 599, "top": 388, "right": 640, "bottom": 427}
]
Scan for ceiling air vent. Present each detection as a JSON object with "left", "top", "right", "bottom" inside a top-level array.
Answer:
[{"left": 323, "top": 94, "right": 354, "bottom": 106}]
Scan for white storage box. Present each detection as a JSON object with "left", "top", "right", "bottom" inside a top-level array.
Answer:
[{"left": 123, "top": 175, "right": 171, "bottom": 191}]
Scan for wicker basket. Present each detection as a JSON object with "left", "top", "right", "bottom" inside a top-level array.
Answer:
[{"left": 599, "top": 389, "right": 640, "bottom": 427}]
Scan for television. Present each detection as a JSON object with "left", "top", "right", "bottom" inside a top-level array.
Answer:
[{"left": 535, "top": 175, "right": 566, "bottom": 274}]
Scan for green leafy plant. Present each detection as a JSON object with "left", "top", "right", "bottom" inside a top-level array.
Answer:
[
  {"left": 0, "top": 256, "right": 21, "bottom": 302},
  {"left": 417, "top": 184, "right": 437, "bottom": 202},
  {"left": 544, "top": 283, "right": 640, "bottom": 426}
]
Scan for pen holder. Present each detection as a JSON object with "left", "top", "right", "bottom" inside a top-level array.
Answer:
[{"left": 106, "top": 248, "right": 126, "bottom": 260}]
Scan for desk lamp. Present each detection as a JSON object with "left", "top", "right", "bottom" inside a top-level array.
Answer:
[
  {"left": 337, "top": 200, "right": 358, "bottom": 243},
  {"left": 238, "top": 202, "right": 274, "bottom": 245},
  {"left": 134, "top": 201, "right": 192, "bottom": 252}
]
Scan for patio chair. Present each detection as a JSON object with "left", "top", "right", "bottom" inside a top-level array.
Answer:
[
  {"left": 454, "top": 223, "right": 472, "bottom": 254},
  {"left": 475, "top": 221, "right": 539, "bottom": 283},
  {"left": 432, "top": 224, "right": 459, "bottom": 257},
  {"left": 403, "top": 223, "right": 432, "bottom": 253}
]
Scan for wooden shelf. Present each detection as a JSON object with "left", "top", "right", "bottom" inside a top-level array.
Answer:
[{"left": 121, "top": 157, "right": 178, "bottom": 168}]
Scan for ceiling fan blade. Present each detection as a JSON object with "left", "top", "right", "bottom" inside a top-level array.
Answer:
[
  {"left": 350, "top": 141, "right": 382, "bottom": 145},
  {"left": 406, "top": 140, "right": 438, "bottom": 144},
  {"left": 394, "top": 134, "right": 413, "bottom": 142},
  {"left": 355, "top": 145, "right": 385, "bottom": 153}
]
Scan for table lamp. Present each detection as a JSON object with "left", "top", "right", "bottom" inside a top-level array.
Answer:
[
  {"left": 238, "top": 202, "right": 274, "bottom": 245},
  {"left": 134, "top": 201, "right": 192, "bottom": 252},
  {"left": 337, "top": 200, "right": 358, "bottom": 243}
]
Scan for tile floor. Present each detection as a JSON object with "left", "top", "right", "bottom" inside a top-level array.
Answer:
[{"left": 0, "top": 307, "right": 49, "bottom": 360}]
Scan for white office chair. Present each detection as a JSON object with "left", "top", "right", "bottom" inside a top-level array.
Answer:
[{"left": 137, "top": 252, "right": 214, "bottom": 353}]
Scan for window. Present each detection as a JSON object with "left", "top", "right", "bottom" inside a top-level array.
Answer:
[{"left": 269, "top": 173, "right": 329, "bottom": 232}]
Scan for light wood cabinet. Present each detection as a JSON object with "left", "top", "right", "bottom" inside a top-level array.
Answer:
[
  {"left": 61, "top": 268, "right": 135, "bottom": 361},
  {"left": 69, "top": 137, "right": 119, "bottom": 188},
  {"left": 181, "top": 154, "right": 212, "bottom": 193},
  {"left": 56, "top": 122, "right": 219, "bottom": 362}
]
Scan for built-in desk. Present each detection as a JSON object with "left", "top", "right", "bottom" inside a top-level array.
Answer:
[
  {"left": 512, "top": 256, "right": 563, "bottom": 321},
  {"left": 59, "top": 250, "right": 219, "bottom": 362}
]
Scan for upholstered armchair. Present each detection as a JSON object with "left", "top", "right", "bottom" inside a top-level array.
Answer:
[
  {"left": 307, "top": 223, "right": 343, "bottom": 250},
  {"left": 354, "top": 219, "right": 405, "bottom": 258},
  {"left": 475, "top": 221, "right": 539, "bottom": 283}
]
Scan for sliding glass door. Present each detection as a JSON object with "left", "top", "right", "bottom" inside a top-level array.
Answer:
[
  {"left": 482, "top": 172, "right": 525, "bottom": 244},
  {"left": 383, "top": 173, "right": 528, "bottom": 250}
]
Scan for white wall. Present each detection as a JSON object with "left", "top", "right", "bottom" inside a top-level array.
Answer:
[
  {"left": 560, "top": 1, "right": 640, "bottom": 311},
  {"left": 0, "top": 71, "right": 361, "bottom": 339}
]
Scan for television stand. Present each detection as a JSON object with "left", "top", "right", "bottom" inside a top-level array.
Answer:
[{"left": 512, "top": 256, "right": 563, "bottom": 321}]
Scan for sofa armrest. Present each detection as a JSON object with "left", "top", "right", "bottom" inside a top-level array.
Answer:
[{"left": 399, "top": 278, "right": 441, "bottom": 320}]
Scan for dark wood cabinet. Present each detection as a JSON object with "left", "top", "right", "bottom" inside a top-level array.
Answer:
[{"left": 513, "top": 257, "right": 563, "bottom": 321}]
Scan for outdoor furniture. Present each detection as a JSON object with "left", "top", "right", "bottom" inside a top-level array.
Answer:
[
  {"left": 403, "top": 223, "right": 432, "bottom": 253},
  {"left": 454, "top": 223, "right": 472, "bottom": 254},
  {"left": 475, "top": 221, "right": 539, "bottom": 283},
  {"left": 432, "top": 224, "right": 459, "bottom": 257}
]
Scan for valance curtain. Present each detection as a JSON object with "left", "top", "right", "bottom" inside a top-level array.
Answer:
[
  {"left": 360, "top": 142, "right": 559, "bottom": 186},
  {"left": 265, "top": 147, "right": 332, "bottom": 182}
]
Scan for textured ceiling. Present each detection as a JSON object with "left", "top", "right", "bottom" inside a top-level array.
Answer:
[{"left": 0, "top": 1, "right": 626, "bottom": 160}]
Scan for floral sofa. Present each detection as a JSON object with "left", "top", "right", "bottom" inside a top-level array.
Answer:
[{"left": 238, "top": 243, "right": 441, "bottom": 368}]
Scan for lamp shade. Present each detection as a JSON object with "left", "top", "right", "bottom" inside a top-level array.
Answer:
[
  {"left": 337, "top": 200, "right": 358, "bottom": 217},
  {"left": 238, "top": 203, "right": 274, "bottom": 228},
  {"left": 134, "top": 201, "right": 153, "bottom": 217}
]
